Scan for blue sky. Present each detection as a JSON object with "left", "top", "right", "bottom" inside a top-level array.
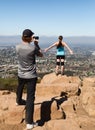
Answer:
[{"left": 0, "top": 0, "right": 95, "bottom": 36}]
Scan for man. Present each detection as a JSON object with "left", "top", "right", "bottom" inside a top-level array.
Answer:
[{"left": 16, "top": 29, "right": 43, "bottom": 130}]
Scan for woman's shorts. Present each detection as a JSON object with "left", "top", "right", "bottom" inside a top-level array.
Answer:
[
  {"left": 56, "top": 55, "right": 65, "bottom": 60},
  {"left": 56, "top": 55, "right": 65, "bottom": 66}
]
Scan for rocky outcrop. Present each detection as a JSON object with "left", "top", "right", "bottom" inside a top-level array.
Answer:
[
  {"left": 0, "top": 73, "right": 95, "bottom": 130},
  {"left": 81, "top": 77, "right": 95, "bottom": 116},
  {"left": 37, "top": 73, "right": 80, "bottom": 97}
]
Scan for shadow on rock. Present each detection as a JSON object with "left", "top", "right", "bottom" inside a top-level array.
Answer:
[{"left": 37, "top": 93, "right": 67, "bottom": 126}]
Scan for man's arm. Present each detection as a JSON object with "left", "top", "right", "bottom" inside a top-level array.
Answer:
[
  {"left": 34, "top": 40, "right": 43, "bottom": 57},
  {"left": 37, "top": 51, "right": 43, "bottom": 57}
]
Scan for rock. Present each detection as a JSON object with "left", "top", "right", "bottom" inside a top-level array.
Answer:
[
  {"left": 41, "top": 73, "right": 81, "bottom": 85},
  {"left": 50, "top": 100, "right": 64, "bottom": 120},
  {"left": 0, "top": 74, "right": 95, "bottom": 130},
  {"left": 36, "top": 83, "right": 79, "bottom": 97},
  {"left": 51, "top": 100, "right": 58, "bottom": 112},
  {"left": 45, "top": 119, "right": 82, "bottom": 130},
  {"left": 81, "top": 77, "right": 95, "bottom": 116},
  {"left": 5, "top": 106, "right": 25, "bottom": 124},
  {"left": 2, "top": 90, "right": 11, "bottom": 95}
]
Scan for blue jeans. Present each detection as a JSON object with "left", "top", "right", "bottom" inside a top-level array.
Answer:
[{"left": 16, "top": 77, "right": 37, "bottom": 124}]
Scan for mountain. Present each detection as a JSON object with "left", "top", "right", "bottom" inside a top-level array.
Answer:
[
  {"left": 0, "top": 35, "right": 21, "bottom": 45},
  {"left": 0, "top": 35, "right": 95, "bottom": 47},
  {"left": 40, "top": 36, "right": 95, "bottom": 48}
]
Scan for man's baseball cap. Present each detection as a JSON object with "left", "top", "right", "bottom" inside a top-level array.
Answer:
[{"left": 22, "top": 29, "right": 34, "bottom": 37}]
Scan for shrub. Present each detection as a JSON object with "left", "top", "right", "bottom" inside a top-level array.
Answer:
[{"left": 0, "top": 78, "right": 18, "bottom": 92}]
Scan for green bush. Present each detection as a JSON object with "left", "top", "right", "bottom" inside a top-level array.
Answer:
[
  {"left": 0, "top": 78, "right": 18, "bottom": 92},
  {"left": 0, "top": 77, "right": 42, "bottom": 92}
]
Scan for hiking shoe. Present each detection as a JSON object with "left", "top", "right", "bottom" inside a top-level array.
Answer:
[
  {"left": 55, "top": 71, "right": 59, "bottom": 76},
  {"left": 61, "top": 71, "right": 64, "bottom": 76},
  {"left": 16, "top": 99, "right": 26, "bottom": 106}
]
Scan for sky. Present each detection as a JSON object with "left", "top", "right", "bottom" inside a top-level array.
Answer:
[{"left": 0, "top": 0, "right": 95, "bottom": 36}]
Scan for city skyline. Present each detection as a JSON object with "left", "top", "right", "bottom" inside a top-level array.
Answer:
[{"left": 0, "top": 0, "right": 95, "bottom": 37}]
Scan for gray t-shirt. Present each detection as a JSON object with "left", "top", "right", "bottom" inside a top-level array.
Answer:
[{"left": 16, "top": 43, "right": 40, "bottom": 79}]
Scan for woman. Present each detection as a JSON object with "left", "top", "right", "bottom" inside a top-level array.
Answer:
[{"left": 45, "top": 35, "right": 73, "bottom": 75}]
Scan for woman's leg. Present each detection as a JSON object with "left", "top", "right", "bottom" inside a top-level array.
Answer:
[
  {"left": 61, "top": 59, "right": 64, "bottom": 74},
  {"left": 60, "top": 56, "right": 65, "bottom": 75},
  {"left": 56, "top": 57, "right": 60, "bottom": 75}
]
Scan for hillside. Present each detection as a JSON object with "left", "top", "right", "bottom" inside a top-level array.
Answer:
[{"left": 0, "top": 73, "right": 95, "bottom": 130}]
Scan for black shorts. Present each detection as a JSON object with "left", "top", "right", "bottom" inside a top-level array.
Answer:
[
  {"left": 56, "top": 55, "right": 65, "bottom": 60},
  {"left": 56, "top": 55, "right": 65, "bottom": 66}
]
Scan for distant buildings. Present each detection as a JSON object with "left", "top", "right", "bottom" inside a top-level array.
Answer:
[{"left": 0, "top": 45, "right": 95, "bottom": 78}]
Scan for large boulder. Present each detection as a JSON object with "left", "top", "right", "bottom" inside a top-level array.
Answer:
[
  {"left": 81, "top": 77, "right": 95, "bottom": 116},
  {"left": 36, "top": 73, "right": 80, "bottom": 97},
  {"left": 41, "top": 73, "right": 81, "bottom": 85}
]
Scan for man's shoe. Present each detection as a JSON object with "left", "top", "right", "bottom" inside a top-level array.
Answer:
[
  {"left": 26, "top": 124, "right": 34, "bottom": 130},
  {"left": 26, "top": 122, "right": 38, "bottom": 130},
  {"left": 55, "top": 71, "right": 59, "bottom": 76}
]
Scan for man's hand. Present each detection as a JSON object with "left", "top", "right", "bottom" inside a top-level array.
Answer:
[{"left": 34, "top": 40, "right": 39, "bottom": 44}]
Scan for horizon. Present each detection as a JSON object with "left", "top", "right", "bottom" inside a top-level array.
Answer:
[{"left": 0, "top": 36, "right": 95, "bottom": 46}]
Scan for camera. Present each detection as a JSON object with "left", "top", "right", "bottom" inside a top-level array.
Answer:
[{"left": 33, "top": 36, "right": 39, "bottom": 40}]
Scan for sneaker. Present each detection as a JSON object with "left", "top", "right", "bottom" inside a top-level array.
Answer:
[
  {"left": 16, "top": 99, "right": 26, "bottom": 106},
  {"left": 55, "top": 71, "right": 59, "bottom": 76},
  {"left": 61, "top": 71, "right": 64, "bottom": 76},
  {"left": 26, "top": 124, "right": 34, "bottom": 130},
  {"left": 26, "top": 122, "right": 38, "bottom": 130}
]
